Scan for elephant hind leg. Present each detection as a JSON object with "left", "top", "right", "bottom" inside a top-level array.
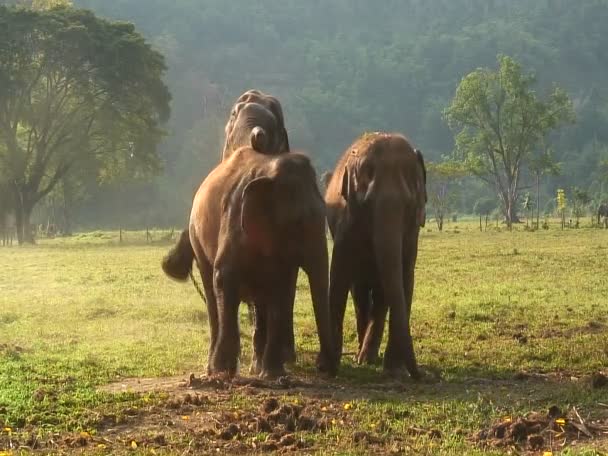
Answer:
[
  {"left": 357, "top": 285, "right": 387, "bottom": 365},
  {"left": 209, "top": 262, "right": 241, "bottom": 378}
]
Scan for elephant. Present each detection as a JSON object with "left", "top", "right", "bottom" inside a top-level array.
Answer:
[
  {"left": 597, "top": 202, "right": 608, "bottom": 228},
  {"left": 221, "top": 89, "right": 290, "bottom": 160},
  {"left": 162, "top": 143, "right": 336, "bottom": 379},
  {"left": 219, "top": 89, "right": 297, "bottom": 362},
  {"left": 324, "top": 132, "right": 427, "bottom": 379}
]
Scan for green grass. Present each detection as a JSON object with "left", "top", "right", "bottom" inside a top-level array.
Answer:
[{"left": 0, "top": 222, "right": 607, "bottom": 455}]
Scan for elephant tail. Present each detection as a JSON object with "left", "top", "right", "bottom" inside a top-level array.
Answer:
[
  {"left": 161, "top": 228, "right": 194, "bottom": 281},
  {"left": 250, "top": 126, "right": 269, "bottom": 153}
]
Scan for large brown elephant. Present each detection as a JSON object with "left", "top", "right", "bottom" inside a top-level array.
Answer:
[
  {"left": 221, "top": 89, "right": 290, "bottom": 160},
  {"left": 162, "top": 144, "right": 336, "bottom": 379},
  {"left": 325, "top": 132, "right": 426, "bottom": 379}
]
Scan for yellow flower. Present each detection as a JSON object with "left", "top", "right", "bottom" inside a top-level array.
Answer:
[
  {"left": 97, "top": 444, "right": 107, "bottom": 449},
  {"left": 79, "top": 431, "right": 90, "bottom": 438},
  {"left": 131, "top": 440, "right": 138, "bottom": 449},
  {"left": 344, "top": 403, "right": 353, "bottom": 411},
  {"left": 555, "top": 418, "right": 566, "bottom": 426},
  {"left": 502, "top": 417, "right": 511, "bottom": 423},
  {"left": 181, "top": 415, "right": 190, "bottom": 421},
  {"left": 3, "top": 427, "right": 11, "bottom": 433},
  {"left": 543, "top": 452, "right": 553, "bottom": 456}
]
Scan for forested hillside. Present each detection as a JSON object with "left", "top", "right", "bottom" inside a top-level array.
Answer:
[{"left": 25, "top": 0, "right": 608, "bottom": 226}]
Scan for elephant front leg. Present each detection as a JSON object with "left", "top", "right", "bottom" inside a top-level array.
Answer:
[
  {"left": 358, "top": 285, "right": 387, "bottom": 365},
  {"left": 260, "top": 284, "right": 289, "bottom": 379},
  {"left": 281, "top": 267, "right": 298, "bottom": 364},
  {"left": 329, "top": 239, "right": 354, "bottom": 363},
  {"left": 209, "top": 265, "right": 241, "bottom": 378}
]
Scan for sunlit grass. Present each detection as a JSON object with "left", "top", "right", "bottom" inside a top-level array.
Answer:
[{"left": 0, "top": 220, "right": 607, "bottom": 454}]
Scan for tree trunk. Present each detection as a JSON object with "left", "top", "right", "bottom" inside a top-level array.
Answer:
[
  {"left": 479, "top": 214, "right": 482, "bottom": 231},
  {"left": 14, "top": 193, "right": 35, "bottom": 245},
  {"left": 536, "top": 174, "right": 540, "bottom": 230},
  {"left": 61, "top": 179, "right": 73, "bottom": 236}
]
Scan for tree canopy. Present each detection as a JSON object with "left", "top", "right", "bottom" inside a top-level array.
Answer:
[
  {"left": 4, "top": 0, "right": 608, "bottom": 228},
  {"left": 444, "top": 55, "right": 574, "bottom": 226},
  {"left": 0, "top": 5, "right": 170, "bottom": 241}
]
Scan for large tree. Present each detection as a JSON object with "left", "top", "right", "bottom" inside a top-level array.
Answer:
[
  {"left": 0, "top": 5, "right": 170, "bottom": 242},
  {"left": 444, "top": 55, "right": 574, "bottom": 228}
]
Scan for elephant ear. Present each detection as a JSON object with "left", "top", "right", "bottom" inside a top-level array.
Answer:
[
  {"left": 281, "top": 127, "right": 290, "bottom": 153},
  {"left": 241, "top": 177, "right": 275, "bottom": 256},
  {"left": 415, "top": 148, "right": 427, "bottom": 227}
]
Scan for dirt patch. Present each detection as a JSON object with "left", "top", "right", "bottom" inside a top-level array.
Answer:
[{"left": 471, "top": 406, "right": 608, "bottom": 453}]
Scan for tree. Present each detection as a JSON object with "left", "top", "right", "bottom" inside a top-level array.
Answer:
[
  {"left": 444, "top": 55, "right": 575, "bottom": 229},
  {"left": 571, "top": 187, "right": 591, "bottom": 228},
  {"left": 473, "top": 196, "right": 496, "bottom": 231},
  {"left": 426, "top": 159, "right": 468, "bottom": 231},
  {"left": 528, "top": 147, "right": 561, "bottom": 229},
  {"left": 0, "top": 5, "right": 170, "bottom": 243}
]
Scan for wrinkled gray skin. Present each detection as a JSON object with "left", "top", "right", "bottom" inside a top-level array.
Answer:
[{"left": 221, "top": 89, "right": 290, "bottom": 160}]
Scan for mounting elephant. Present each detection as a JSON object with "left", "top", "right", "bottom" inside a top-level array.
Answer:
[
  {"left": 219, "top": 89, "right": 298, "bottom": 362},
  {"left": 221, "top": 89, "right": 290, "bottom": 160},
  {"left": 597, "top": 203, "right": 608, "bottom": 228},
  {"left": 162, "top": 144, "right": 336, "bottom": 379},
  {"left": 325, "top": 132, "right": 427, "bottom": 379}
]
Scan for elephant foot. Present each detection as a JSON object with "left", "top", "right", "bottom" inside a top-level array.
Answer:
[
  {"left": 383, "top": 366, "right": 410, "bottom": 382},
  {"left": 209, "top": 359, "right": 238, "bottom": 379},
  {"left": 356, "top": 348, "right": 380, "bottom": 366},
  {"left": 260, "top": 366, "right": 287, "bottom": 380},
  {"left": 249, "top": 359, "right": 263, "bottom": 376},
  {"left": 282, "top": 348, "right": 297, "bottom": 365},
  {"left": 316, "top": 352, "right": 338, "bottom": 377}
]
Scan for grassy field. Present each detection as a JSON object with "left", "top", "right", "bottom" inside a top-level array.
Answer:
[{"left": 0, "top": 221, "right": 607, "bottom": 455}]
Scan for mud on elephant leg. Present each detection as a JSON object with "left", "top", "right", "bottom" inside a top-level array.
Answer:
[
  {"left": 249, "top": 304, "right": 266, "bottom": 376},
  {"left": 357, "top": 285, "right": 387, "bottom": 366}
]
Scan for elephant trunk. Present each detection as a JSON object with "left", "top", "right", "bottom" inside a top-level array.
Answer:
[
  {"left": 250, "top": 126, "right": 268, "bottom": 153},
  {"left": 302, "top": 218, "right": 337, "bottom": 375},
  {"left": 372, "top": 201, "right": 418, "bottom": 375}
]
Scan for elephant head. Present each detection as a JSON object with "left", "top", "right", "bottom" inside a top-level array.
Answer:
[
  {"left": 221, "top": 89, "right": 290, "bottom": 160},
  {"left": 341, "top": 135, "right": 427, "bottom": 230}
]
